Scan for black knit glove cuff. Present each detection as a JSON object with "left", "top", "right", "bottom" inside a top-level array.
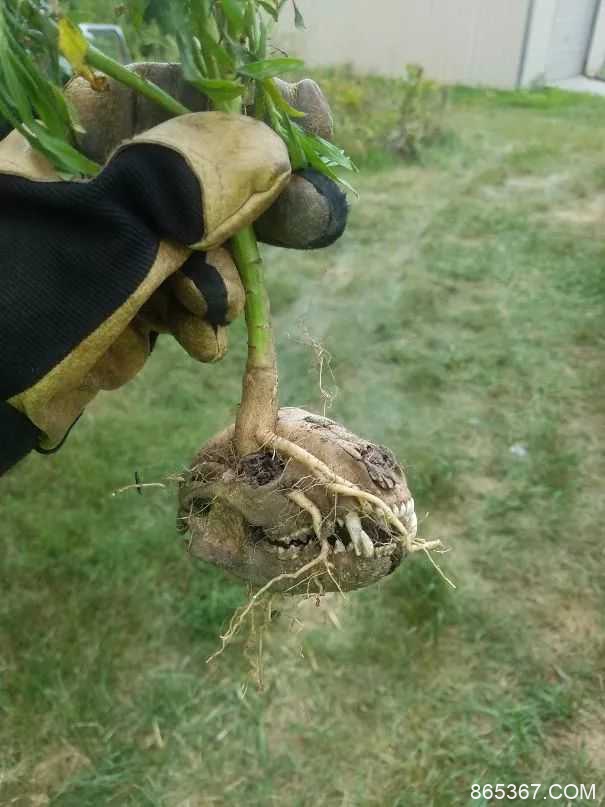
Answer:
[{"left": 0, "top": 401, "right": 40, "bottom": 475}]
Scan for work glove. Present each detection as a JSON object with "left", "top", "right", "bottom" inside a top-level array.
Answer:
[
  {"left": 0, "top": 64, "right": 347, "bottom": 480},
  {"left": 0, "top": 66, "right": 347, "bottom": 475},
  {"left": 0, "top": 113, "right": 287, "bottom": 466}
]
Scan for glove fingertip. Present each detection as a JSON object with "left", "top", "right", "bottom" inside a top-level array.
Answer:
[
  {"left": 171, "top": 312, "right": 228, "bottom": 363},
  {"left": 255, "top": 168, "right": 348, "bottom": 250},
  {"left": 298, "top": 169, "right": 349, "bottom": 249},
  {"left": 176, "top": 250, "right": 244, "bottom": 325}
]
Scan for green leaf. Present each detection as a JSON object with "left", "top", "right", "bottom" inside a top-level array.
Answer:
[
  {"left": 0, "top": 3, "right": 100, "bottom": 177},
  {"left": 198, "top": 30, "right": 235, "bottom": 71},
  {"left": 0, "top": 99, "right": 99, "bottom": 176},
  {"left": 257, "top": 1, "right": 278, "bottom": 21},
  {"left": 294, "top": 125, "right": 358, "bottom": 194},
  {"left": 221, "top": 0, "right": 246, "bottom": 36},
  {"left": 57, "top": 18, "right": 89, "bottom": 75},
  {"left": 190, "top": 0, "right": 213, "bottom": 22},
  {"left": 0, "top": 53, "right": 33, "bottom": 123},
  {"left": 306, "top": 153, "right": 357, "bottom": 195},
  {"left": 238, "top": 57, "right": 304, "bottom": 80},
  {"left": 282, "top": 113, "right": 306, "bottom": 171},
  {"left": 190, "top": 77, "right": 246, "bottom": 102},
  {"left": 30, "top": 124, "right": 100, "bottom": 175},
  {"left": 263, "top": 78, "right": 305, "bottom": 118},
  {"left": 10, "top": 54, "right": 61, "bottom": 133},
  {"left": 244, "top": 0, "right": 259, "bottom": 51},
  {"left": 0, "top": 86, "right": 18, "bottom": 129},
  {"left": 296, "top": 125, "right": 358, "bottom": 173},
  {"left": 257, "top": 18, "right": 268, "bottom": 59},
  {"left": 3, "top": 24, "right": 71, "bottom": 137},
  {"left": 125, "top": 0, "right": 148, "bottom": 32},
  {"left": 176, "top": 30, "right": 207, "bottom": 82},
  {"left": 292, "top": 0, "right": 306, "bottom": 29}
]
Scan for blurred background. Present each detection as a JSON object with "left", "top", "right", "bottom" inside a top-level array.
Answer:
[{"left": 1, "top": 2, "right": 604, "bottom": 805}]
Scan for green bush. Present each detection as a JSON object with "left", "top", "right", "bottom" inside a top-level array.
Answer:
[
  {"left": 386, "top": 64, "right": 449, "bottom": 159},
  {"left": 64, "top": 0, "right": 178, "bottom": 61},
  {"left": 306, "top": 64, "right": 450, "bottom": 166}
]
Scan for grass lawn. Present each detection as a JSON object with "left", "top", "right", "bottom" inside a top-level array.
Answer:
[{"left": 1, "top": 81, "right": 605, "bottom": 806}]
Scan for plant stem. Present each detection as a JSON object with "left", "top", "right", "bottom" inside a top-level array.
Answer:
[
  {"left": 230, "top": 226, "right": 278, "bottom": 456},
  {"left": 212, "top": 100, "right": 279, "bottom": 455},
  {"left": 87, "top": 46, "right": 190, "bottom": 117}
]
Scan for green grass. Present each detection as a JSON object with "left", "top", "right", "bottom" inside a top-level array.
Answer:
[{"left": 2, "top": 80, "right": 605, "bottom": 806}]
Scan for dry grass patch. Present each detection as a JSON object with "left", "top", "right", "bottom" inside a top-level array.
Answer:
[
  {"left": 31, "top": 744, "right": 92, "bottom": 795},
  {"left": 549, "top": 708, "right": 605, "bottom": 772},
  {"left": 551, "top": 192, "right": 605, "bottom": 226}
]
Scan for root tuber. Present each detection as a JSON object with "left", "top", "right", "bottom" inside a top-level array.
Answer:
[{"left": 179, "top": 408, "right": 438, "bottom": 594}]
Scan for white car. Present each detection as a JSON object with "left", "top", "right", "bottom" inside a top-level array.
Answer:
[{"left": 58, "top": 23, "right": 132, "bottom": 78}]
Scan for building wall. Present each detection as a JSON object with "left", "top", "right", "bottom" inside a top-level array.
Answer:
[
  {"left": 586, "top": 0, "right": 605, "bottom": 77},
  {"left": 520, "top": 0, "right": 557, "bottom": 85},
  {"left": 545, "top": 0, "right": 600, "bottom": 81},
  {"left": 275, "top": 0, "right": 532, "bottom": 89},
  {"left": 520, "top": 0, "right": 604, "bottom": 86}
]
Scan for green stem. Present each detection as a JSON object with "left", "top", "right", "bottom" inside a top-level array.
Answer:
[
  {"left": 213, "top": 100, "right": 279, "bottom": 454},
  {"left": 86, "top": 46, "right": 190, "bottom": 117},
  {"left": 230, "top": 227, "right": 273, "bottom": 366},
  {"left": 230, "top": 226, "right": 278, "bottom": 455}
]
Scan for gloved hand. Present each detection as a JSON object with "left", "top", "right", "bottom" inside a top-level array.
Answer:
[
  {"left": 64, "top": 64, "right": 345, "bottom": 249},
  {"left": 0, "top": 66, "right": 347, "bottom": 475},
  {"left": 0, "top": 113, "right": 288, "bottom": 462}
]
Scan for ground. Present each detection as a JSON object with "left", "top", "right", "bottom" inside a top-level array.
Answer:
[{"left": 1, "top": 83, "right": 604, "bottom": 806}]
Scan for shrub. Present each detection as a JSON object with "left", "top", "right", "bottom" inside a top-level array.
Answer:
[
  {"left": 308, "top": 64, "right": 450, "bottom": 166},
  {"left": 386, "top": 64, "right": 449, "bottom": 160}
]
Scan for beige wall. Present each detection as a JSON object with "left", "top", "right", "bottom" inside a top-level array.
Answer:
[
  {"left": 520, "top": 0, "right": 557, "bottom": 85},
  {"left": 586, "top": 0, "right": 605, "bottom": 77},
  {"left": 275, "top": 0, "right": 532, "bottom": 89}
]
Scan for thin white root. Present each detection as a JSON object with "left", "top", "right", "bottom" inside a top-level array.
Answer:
[
  {"left": 328, "top": 483, "right": 412, "bottom": 541},
  {"left": 344, "top": 511, "right": 375, "bottom": 558},
  {"left": 111, "top": 482, "right": 167, "bottom": 496},
  {"left": 259, "top": 431, "right": 364, "bottom": 490},
  {"left": 399, "top": 498, "right": 418, "bottom": 539},
  {"left": 287, "top": 490, "right": 324, "bottom": 540},
  {"left": 423, "top": 547, "right": 457, "bottom": 590},
  {"left": 286, "top": 489, "right": 343, "bottom": 591},
  {"left": 207, "top": 531, "right": 332, "bottom": 664},
  {"left": 259, "top": 431, "right": 440, "bottom": 554}
]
